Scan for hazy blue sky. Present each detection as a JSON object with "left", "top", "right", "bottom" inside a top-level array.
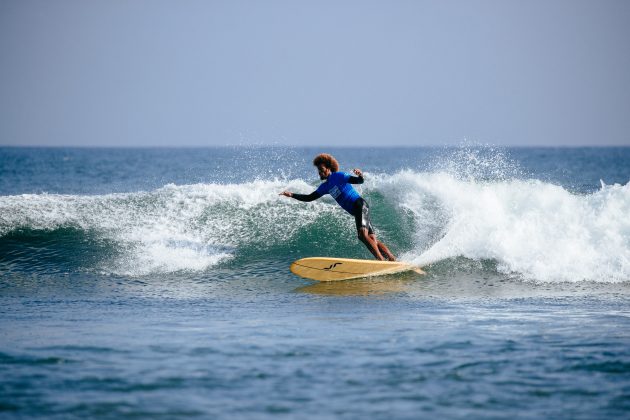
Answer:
[{"left": 1, "top": 0, "right": 629, "bottom": 147}]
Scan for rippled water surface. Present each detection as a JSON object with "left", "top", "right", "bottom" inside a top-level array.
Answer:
[{"left": 1, "top": 146, "right": 629, "bottom": 418}]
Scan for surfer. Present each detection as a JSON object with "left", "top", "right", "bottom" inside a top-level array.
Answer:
[{"left": 280, "top": 153, "right": 396, "bottom": 261}]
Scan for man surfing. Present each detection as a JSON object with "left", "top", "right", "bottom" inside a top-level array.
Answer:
[{"left": 280, "top": 153, "right": 396, "bottom": 261}]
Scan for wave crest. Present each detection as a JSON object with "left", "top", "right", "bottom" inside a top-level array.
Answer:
[
  {"left": 2, "top": 173, "right": 629, "bottom": 282},
  {"left": 389, "top": 172, "right": 630, "bottom": 283}
]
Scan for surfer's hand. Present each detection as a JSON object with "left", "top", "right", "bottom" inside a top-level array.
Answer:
[
  {"left": 353, "top": 168, "right": 363, "bottom": 177},
  {"left": 280, "top": 191, "right": 293, "bottom": 198}
]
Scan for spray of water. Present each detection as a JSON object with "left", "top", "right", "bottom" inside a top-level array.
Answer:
[{"left": 1, "top": 147, "right": 628, "bottom": 282}]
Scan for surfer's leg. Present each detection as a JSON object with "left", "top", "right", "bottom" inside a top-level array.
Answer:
[
  {"left": 354, "top": 198, "right": 385, "bottom": 260},
  {"left": 373, "top": 236, "right": 396, "bottom": 261},
  {"left": 364, "top": 209, "right": 395, "bottom": 261},
  {"left": 358, "top": 228, "right": 385, "bottom": 260}
]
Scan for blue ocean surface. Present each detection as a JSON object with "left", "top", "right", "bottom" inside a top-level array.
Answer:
[{"left": 1, "top": 146, "right": 629, "bottom": 419}]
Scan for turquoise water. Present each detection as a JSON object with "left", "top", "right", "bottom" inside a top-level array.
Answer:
[{"left": 1, "top": 146, "right": 629, "bottom": 418}]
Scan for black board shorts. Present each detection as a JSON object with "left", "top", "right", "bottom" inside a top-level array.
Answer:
[{"left": 353, "top": 198, "right": 374, "bottom": 235}]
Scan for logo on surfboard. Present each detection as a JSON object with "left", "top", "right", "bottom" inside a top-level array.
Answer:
[{"left": 324, "top": 262, "right": 343, "bottom": 271}]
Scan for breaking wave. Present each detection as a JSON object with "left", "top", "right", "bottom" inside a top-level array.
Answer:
[{"left": 1, "top": 172, "right": 628, "bottom": 282}]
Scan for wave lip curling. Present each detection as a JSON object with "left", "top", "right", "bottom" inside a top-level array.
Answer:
[{"left": 394, "top": 172, "right": 630, "bottom": 283}]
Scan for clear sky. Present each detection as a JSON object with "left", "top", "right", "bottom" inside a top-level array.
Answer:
[{"left": 1, "top": 0, "right": 629, "bottom": 147}]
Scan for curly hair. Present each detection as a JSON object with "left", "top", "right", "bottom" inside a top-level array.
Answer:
[{"left": 313, "top": 153, "right": 339, "bottom": 172}]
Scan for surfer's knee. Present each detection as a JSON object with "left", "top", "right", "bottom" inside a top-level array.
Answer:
[{"left": 357, "top": 228, "right": 369, "bottom": 241}]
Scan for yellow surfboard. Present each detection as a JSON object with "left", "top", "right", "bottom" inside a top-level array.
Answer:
[{"left": 290, "top": 257, "right": 425, "bottom": 282}]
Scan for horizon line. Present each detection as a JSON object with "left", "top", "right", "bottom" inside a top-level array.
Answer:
[{"left": 1, "top": 143, "right": 629, "bottom": 149}]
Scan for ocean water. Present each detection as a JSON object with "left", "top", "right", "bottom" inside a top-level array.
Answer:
[{"left": 1, "top": 146, "right": 629, "bottom": 419}]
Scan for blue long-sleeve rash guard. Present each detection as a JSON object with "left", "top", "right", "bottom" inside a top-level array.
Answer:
[{"left": 292, "top": 172, "right": 363, "bottom": 214}]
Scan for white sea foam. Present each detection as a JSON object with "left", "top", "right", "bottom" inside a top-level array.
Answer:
[
  {"left": 0, "top": 179, "right": 336, "bottom": 276},
  {"left": 2, "top": 172, "right": 629, "bottom": 282},
  {"left": 377, "top": 171, "right": 630, "bottom": 283}
]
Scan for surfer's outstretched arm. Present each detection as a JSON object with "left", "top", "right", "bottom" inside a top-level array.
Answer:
[
  {"left": 279, "top": 191, "right": 322, "bottom": 202},
  {"left": 349, "top": 168, "right": 364, "bottom": 184}
]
